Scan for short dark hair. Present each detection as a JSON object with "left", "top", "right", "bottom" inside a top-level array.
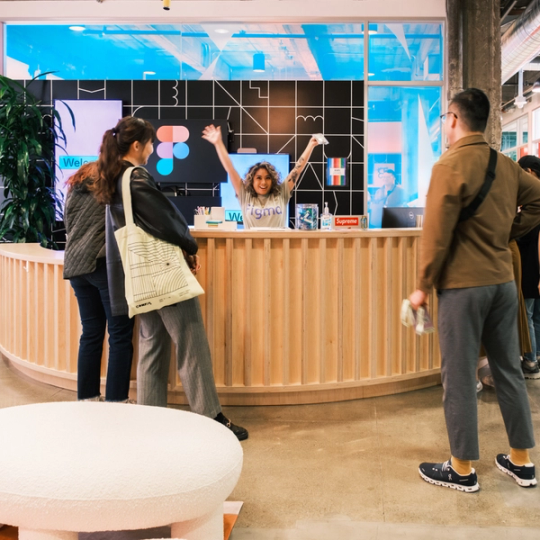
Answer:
[
  {"left": 450, "top": 88, "right": 490, "bottom": 133},
  {"left": 518, "top": 155, "right": 540, "bottom": 177}
]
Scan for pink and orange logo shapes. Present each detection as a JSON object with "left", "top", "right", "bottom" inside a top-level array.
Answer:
[{"left": 156, "top": 126, "right": 190, "bottom": 175}]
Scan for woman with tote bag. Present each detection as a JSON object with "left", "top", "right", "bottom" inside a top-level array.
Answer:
[{"left": 94, "top": 116, "right": 247, "bottom": 440}]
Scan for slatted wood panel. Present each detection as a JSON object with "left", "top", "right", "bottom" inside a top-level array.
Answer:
[
  {"left": 0, "top": 234, "right": 441, "bottom": 405},
  {"left": 189, "top": 230, "right": 441, "bottom": 404}
]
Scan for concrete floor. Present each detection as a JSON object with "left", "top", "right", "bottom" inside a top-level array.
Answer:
[{"left": 1, "top": 357, "right": 539, "bottom": 539}]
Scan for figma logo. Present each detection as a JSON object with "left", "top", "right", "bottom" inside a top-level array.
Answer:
[{"left": 155, "top": 125, "right": 190, "bottom": 175}]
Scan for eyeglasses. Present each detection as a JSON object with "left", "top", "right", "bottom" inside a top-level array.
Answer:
[
  {"left": 377, "top": 168, "right": 396, "bottom": 177},
  {"left": 440, "top": 111, "right": 458, "bottom": 122}
]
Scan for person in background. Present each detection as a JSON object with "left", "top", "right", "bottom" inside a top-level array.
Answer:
[
  {"left": 95, "top": 116, "right": 248, "bottom": 441},
  {"left": 63, "top": 161, "right": 134, "bottom": 402},
  {"left": 369, "top": 168, "right": 407, "bottom": 227},
  {"left": 409, "top": 88, "right": 539, "bottom": 492},
  {"left": 477, "top": 207, "right": 535, "bottom": 390},
  {"left": 517, "top": 155, "right": 540, "bottom": 379},
  {"left": 372, "top": 168, "right": 406, "bottom": 208},
  {"left": 202, "top": 124, "right": 319, "bottom": 229}
]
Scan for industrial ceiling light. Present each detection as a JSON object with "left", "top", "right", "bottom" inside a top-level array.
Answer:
[
  {"left": 69, "top": 26, "right": 86, "bottom": 32},
  {"left": 253, "top": 53, "right": 265, "bottom": 72},
  {"left": 163, "top": 0, "right": 170, "bottom": 10},
  {"left": 215, "top": 28, "right": 229, "bottom": 34},
  {"left": 533, "top": 78, "right": 540, "bottom": 93}
]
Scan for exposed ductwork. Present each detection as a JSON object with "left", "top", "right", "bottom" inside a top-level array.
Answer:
[{"left": 502, "top": 0, "right": 540, "bottom": 83}]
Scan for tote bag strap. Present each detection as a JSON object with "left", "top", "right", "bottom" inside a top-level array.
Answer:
[{"left": 120, "top": 166, "right": 144, "bottom": 227}]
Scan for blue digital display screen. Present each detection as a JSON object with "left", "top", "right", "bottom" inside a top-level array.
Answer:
[{"left": 220, "top": 154, "right": 290, "bottom": 222}]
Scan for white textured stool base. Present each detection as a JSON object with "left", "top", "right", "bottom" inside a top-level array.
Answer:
[
  {"left": 171, "top": 506, "right": 223, "bottom": 540},
  {"left": 19, "top": 529, "right": 78, "bottom": 540}
]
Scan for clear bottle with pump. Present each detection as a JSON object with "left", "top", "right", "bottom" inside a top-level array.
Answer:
[{"left": 321, "top": 202, "right": 333, "bottom": 230}]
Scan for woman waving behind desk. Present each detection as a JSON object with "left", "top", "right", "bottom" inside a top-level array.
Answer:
[{"left": 203, "top": 125, "right": 320, "bottom": 229}]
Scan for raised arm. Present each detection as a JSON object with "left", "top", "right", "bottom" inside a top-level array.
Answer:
[
  {"left": 285, "top": 136, "right": 320, "bottom": 191},
  {"left": 202, "top": 125, "right": 243, "bottom": 198}
]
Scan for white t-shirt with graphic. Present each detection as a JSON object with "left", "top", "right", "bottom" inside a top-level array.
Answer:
[{"left": 239, "top": 181, "right": 291, "bottom": 229}]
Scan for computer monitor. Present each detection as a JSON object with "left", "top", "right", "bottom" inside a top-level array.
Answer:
[
  {"left": 166, "top": 195, "right": 221, "bottom": 226},
  {"left": 220, "top": 153, "right": 290, "bottom": 222},
  {"left": 381, "top": 207, "right": 424, "bottom": 228},
  {"left": 54, "top": 99, "right": 123, "bottom": 216}
]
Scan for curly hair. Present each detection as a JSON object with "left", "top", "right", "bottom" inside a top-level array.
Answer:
[{"left": 243, "top": 162, "right": 282, "bottom": 197}]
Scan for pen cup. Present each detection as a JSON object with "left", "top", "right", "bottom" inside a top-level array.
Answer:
[
  {"left": 211, "top": 207, "right": 225, "bottom": 222},
  {"left": 193, "top": 215, "right": 208, "bottom": 229}
]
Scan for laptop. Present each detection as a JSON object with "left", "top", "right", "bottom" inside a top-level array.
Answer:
[{"left": 381, "top": 207, "right": 424, "bottom": 228}]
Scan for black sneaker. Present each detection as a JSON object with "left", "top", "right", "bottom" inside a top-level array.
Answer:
[
  {"left": 522, "top": 359, "right": 540, "bottom": 379},
  {"left": 418, "top": 459, "right": 480, "bottom": 492},
  {"left": 495, "top": 454, "right": 537, "bottom": 487},
  {"left": 215, "top": 413, "right": 249, "bottom": 441}
]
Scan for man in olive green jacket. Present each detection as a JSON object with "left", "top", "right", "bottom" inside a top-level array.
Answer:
[{"left": 409, "top": 88, "right": 539, "bottom": 492}]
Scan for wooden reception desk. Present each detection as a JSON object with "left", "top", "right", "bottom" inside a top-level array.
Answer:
[{"left": 0, "top": 230, "right": 441, "bottom": 406}]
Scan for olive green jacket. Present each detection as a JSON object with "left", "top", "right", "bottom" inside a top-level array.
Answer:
[{"left": 418, "top": 134, "right": 540, "bottom": 293}]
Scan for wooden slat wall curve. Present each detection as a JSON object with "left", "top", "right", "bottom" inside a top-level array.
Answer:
[
  {"left": 191, "top": 229, "right": 441, "bottom": 404},
  {"left": 0, "top": 234, "right": 440, "bottom": 406}
]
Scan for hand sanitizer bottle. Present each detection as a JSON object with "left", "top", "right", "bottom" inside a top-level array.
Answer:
[{"left": 321, "top": 202, "right": 333, "bottom": 230}]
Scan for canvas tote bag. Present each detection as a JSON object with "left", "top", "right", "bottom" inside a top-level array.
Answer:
[{"left": 114, "top": 166, "right": 204, "bottom": 318}]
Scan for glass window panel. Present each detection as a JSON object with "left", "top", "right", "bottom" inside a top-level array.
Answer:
[
  {"left": 504, "top": 150, "right": 518, "bottom": 161},
  {"left": 368, "top": 23, "right": 443, "bottom": 82},
  {"left": 533, "top": 108, "right": 540, "bottom": 141},
  {"left": 519, "top": 115, "right": 529, "bottom": 144},
  {"left": 518, "top": 146, "right": 529, "bottom": 160},
  {"left": 502, "top": 122, "right": 517, "bottom": 151},
  {"left": 5, "top": 23, "right": 364, "bottom": 81},
  {"left": 367, "top": 86, "right": 442, "bottom": 227}
]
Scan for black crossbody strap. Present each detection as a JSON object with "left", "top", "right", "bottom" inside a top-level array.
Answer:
[{"left": 458, "top": 148, "right": 497, "bottom": 223}]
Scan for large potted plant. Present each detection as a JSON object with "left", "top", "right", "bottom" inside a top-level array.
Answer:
[{"left": 0, "top": 74, "right": 69, "bottom": 247}]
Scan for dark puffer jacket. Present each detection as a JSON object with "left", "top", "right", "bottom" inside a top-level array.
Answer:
[
  {"left": 106, "top": 162, "right": 198, "bottom": 316},
  {"left": 63, "top": 180, "right": 106, "bottom": 279}
]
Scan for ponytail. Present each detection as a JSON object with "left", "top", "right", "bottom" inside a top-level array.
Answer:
[{"left": 94, "top": 116, "right": 156, "bottom": 205}]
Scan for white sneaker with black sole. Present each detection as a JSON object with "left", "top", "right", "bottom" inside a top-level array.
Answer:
[
  {"left": 495, "top": 454, "right": 537, "bottom": 487},
  {"left": 522, "top": 359, "right": 540, "bottom": 379},
  {"left": 418, "top": 459, "right": 480, "bottom": 492}
]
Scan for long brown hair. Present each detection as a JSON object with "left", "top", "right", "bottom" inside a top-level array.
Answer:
[
  {"left": 94, "top": 116, "right": 156, "bottom": 205},
  {"left": 65, "top": 161, "right": 98, "bottom": 194}
]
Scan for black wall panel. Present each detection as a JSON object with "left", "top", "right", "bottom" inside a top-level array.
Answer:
[{"left": 26, "top": 79, "right": 365, "bottom": 224}]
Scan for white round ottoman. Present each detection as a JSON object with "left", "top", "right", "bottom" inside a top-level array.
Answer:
[{"left": 0, "top": 402, "right": 243, "bottom": 540}]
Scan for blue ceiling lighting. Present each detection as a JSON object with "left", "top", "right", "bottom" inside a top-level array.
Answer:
[
  {"left": 5, "top": 23, "right": 443, "bottom": 83},
  {"left": 253, "top": 53, "right": 265, "bottom": 72},
  {"left": 5, "top": 24, "right": 366, "bottom": 81}
]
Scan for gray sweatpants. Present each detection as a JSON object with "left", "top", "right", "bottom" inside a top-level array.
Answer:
[
  {"left": 438, "top": 281, "right": 535, "bottom": 460},
  {"left": 136, "top": 297, "right": 222, "bottom": 419}
]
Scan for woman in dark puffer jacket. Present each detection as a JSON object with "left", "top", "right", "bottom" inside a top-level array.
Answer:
[{"left": 63, "top": 162, "right": 134, "bottom": 401}]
